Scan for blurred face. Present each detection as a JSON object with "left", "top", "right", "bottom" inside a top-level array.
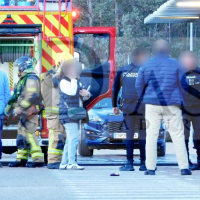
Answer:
[
  {"left": 153, "top": 40, "right": 170, "bottom": 56},
  {"left": 179, "top": 54, "right": 198, "bottom": 71},
  {"left": 133, "top": 53, "right": 149, "bottom": 67},
  {"left": 62, "top": 61, "right": 81, "bottom": 79}
]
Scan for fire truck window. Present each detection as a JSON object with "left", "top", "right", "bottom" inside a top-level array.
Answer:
[{"left": 74, "top": 34, "right": 110, "bottom": 70}]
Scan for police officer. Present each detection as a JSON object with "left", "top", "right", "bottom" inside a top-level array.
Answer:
[
  {"left": 5, "top": 56, "right": 44, "bottom": 168},
  {"left": 179, "top": 51, "right": 200, "bottom": 170},
  {"left": 112, "top": 48, "right": 149, "bottom": 171},
  {"left": 40, "top": 53, "right": 69, "bottom": 169}
]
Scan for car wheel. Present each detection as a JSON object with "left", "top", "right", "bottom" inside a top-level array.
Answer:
[
  {"left": 78, "top": 126, "right": 93, "bottom": 157},
  {"left": 157, "top": 143, "right": 166, "bottom": 157},
  {"left": 2, "top": 147, "right": 17, "bottom": 154}
]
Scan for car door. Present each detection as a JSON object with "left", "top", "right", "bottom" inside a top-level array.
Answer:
[{"left": 73, "top": 27, "right": 116, "bottom": 110}]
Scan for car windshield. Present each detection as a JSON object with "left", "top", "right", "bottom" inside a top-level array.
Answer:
[{"left": 93, "top": 98, "right": 112, "bottom": 109}]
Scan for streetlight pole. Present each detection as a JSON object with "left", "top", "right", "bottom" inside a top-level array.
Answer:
[{"left": 190, "top": 22, "right": 193, "bottom": 51}]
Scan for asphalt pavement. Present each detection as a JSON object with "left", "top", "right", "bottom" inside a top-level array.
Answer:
[
  {"left": 1, "top": 142, "right": 198, "bottom": 166},
  {"left": 1, "top": 142, "right": 200, "bottom": 200},
  {"left": 0, "top": 166, "right": 200, "bottom": 200}
]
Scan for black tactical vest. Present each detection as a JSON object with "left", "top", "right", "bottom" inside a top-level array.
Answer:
[
  {"left": 185, "top": 68, "right": 200, "bottom": 106},
  {"left": 121, "top": 64, "right": 140, "bottom": 100}
]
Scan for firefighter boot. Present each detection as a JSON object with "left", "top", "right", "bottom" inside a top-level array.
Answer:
[
  {"left": 119, "top": 160, "right": 135, "bottom": 171},
  {"left": 9, "top": 159, "right": 27, "bottom": 167},
  {"left": 26, "top": 162, "right": 44, "bottom": 168}
]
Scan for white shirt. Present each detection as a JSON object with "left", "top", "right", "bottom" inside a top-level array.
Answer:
[{"left": 60, "top": 78, "right": 78, "bottom": 96}]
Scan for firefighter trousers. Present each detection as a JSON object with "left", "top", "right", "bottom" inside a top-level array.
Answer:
[
  {"left": 16, "top": 115, "right": 44, "bottom": 162},
  {"left": 47, "top": 115, "right": 66, "bottom": 164}
]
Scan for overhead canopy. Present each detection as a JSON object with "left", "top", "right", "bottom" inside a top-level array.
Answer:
[{"left": 144, "top": 0, "right": 200, "bottom": 24}]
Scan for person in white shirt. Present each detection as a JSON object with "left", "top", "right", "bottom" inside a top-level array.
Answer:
[{"left": 57, "top": 57, "right": 91, "bottom": 170}]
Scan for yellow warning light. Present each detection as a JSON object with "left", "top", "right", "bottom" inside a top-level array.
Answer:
[{"left": 72, "top": 11, "right": 77, "bottom": 18}]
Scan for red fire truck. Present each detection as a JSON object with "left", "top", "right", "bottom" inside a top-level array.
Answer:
[{"left": 1, "top": 0, "right": 116, "bottom": 158}]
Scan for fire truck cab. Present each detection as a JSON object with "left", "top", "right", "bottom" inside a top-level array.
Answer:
[{"left": 1, "top": 0, "right": 116, "bottom": 157}]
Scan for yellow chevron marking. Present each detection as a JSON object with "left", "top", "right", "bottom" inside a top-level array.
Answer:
[
  {"left": 0, "top": 15, "right": 7, "bottom": 23},
  {"left": 42, "top": 40, "right": 58, "bottom": 61},
  {"left": 12, "top": 15, "right": 26, "bottom": 24},
  {"left": 45, "top": 15, "right": 69, "bottom": 37},
  {"left": 49, "top": 37, "right": 69, "bottom": 53},
  {"left": 42, "top": 57, "right": 52, "bottom": 71},
  {"left": 28, "top": 15, "right": 69, "bottom": 53},
  {"left": 64, "top": 15, "right": 69, "bottom": 22}
]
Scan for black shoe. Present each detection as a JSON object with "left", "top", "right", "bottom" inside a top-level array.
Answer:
[
  {"left": 144, "top": 170, "right": 155, "bottom": 175},
  {"left": 119, "top": 160, "right": 134, "bottom": 171},
  {"left": 196, "top": 162, "right": 200, "bottom": 170},
  {"left": 47, "top": 162, "right": 60, "bottom": 169},
  {"left": 9, "top": 160, "right": 27, "bottom": 167},
  {"left": 189, "top": 160, "right": 197, "bottom": 171},
  {"left": 139, "top": 161, "right": 147, "bottom": 171},
  {"left": 181, "top": 169, "right": 192, "bottom": 175},
  {"left": 26, "top": 162, "right": 44, "bottom": 168}
]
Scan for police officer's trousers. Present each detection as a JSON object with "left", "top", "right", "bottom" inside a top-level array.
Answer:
[
  {"left": 47, "top": 115, "right": 66, "bottom": 164},
  {"left": 123, "top": 101, "right": 146, "bottom": 163},
  {"left": 183, "top": 105, "right": 200, "bottom": 162},
  {"left": 17, "top": 115, "right": 44, "bottom": 162}
]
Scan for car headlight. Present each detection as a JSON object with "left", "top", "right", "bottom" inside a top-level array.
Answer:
[{"left": 89, "top": 115, "right": 102, "bottom": 122}]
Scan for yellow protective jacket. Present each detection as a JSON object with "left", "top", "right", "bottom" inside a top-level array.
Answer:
[
  {"left": 17, "top": 73, "right": 40, "bottom": 113},
  {"left": 40, "top": 68, "right": 59, "bottom": 117}
]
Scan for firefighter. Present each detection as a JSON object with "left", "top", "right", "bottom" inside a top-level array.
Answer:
[
  {"left": 40, "top": 52, "right": 73, "bottom": 169},
  {"left": 5, "top": 56, "right": 44, "bottom": 168}
]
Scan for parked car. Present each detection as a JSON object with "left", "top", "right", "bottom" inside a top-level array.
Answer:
[{"left": 78, "top": 98, "right": 166, "bottom": 157}]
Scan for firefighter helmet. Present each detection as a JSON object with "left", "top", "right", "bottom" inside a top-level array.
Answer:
[
  {"left": 55, "top": 52, "right": 74, "bottom": 67},
  {"left": 14, "top": 56, "right": 35, "bottom": 73}
]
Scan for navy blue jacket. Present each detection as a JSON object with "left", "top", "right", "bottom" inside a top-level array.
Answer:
[
  {"left": 183, "top": 67, "right": 200, "bottom": 106},
  {"left": 136, "top": 55, "right": 187, "bottom": 106},
  {"left": 112, "top": 64, "right": 140, "bottom": 107}
]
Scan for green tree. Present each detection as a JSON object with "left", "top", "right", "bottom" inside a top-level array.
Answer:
[{"left": 73, "top": 0, "right": 198, "bottom": 69}]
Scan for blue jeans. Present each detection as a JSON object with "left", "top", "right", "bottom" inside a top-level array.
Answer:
[
  {"left": 0, "top": 115, "right": 4, "bottom": 160},
  {"left": 61, "top": 123, "right": 79, "bottom": 165}
]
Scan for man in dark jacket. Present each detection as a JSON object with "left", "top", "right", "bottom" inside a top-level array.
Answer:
[
  {"left": 179, "top": 51, "right": 200, "bottom": 170},
  {"left": 136, "top": 39, "right": 191, "bottom": 175},
  {"left": 112, "top": 47, "right": 149, "bottom": 171}
]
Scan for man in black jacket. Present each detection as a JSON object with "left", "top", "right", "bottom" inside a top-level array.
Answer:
[
  {"left": 179, "top": 51, "right": 200, "bottom": 170},
  {"left": 112, "top": 48, "right": 149, "bottom": 171}
]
